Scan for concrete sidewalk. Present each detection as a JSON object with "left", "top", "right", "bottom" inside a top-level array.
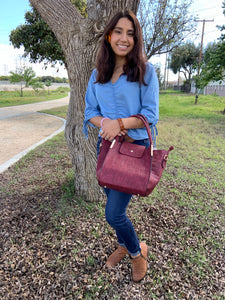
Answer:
[{"left": 0, "top": 95, "right": 69, "bottom": 173}]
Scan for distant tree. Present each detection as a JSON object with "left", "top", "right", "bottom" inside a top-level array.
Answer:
[
  {"left": 193, "top": 42, "right": 219, "bottom": 90},
  {"left": 9, "top": 67, "right": 36, "bottom": 96},
  {"left": 9, "top": 69, "right": 24, "bottom": 96},
  {"left": 0, "top": 76, "right": 10, "bottom": 81},
  {"left": 45, "top": 80, "right": 52, "bottom": 94},
  {"left": 192, "top": 1, "right": 225, "bottom": 109},
  {"left": 38, "top": 76, "right": 55, "bottom": 82},
  {"left": 54, "top": 77, "right": 62, "bottom": 83},
  {"left": 31, "top": 79, "right": 44, "bottom": 92},
  {"left": 214, "top": 0, "right": 225, "bottom": 76},
  {"left": 195, "top": 41, "right": 225, "bottom": 112},
  {"left": 169, "top": 41, "right": 200, "bottom": 92},
  {"left": 197, "top": 1, "right": 225, "bottom": 85},
  {"left": 23, "top": 67, "right": 36, "bottom": 87},
  {"left": 138, "top": 0, "right": 196, "bottom": 59},
  {"left": 153, "top": 64, "right": 163, "bottom": 89}
]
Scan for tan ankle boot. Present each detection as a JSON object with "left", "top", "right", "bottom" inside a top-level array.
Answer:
[
  {"left": 105, "top": 245, "right": 128, "bottom": 267},
  {"left": 131, "top": 242, "right": 149, "bottom": 282}
]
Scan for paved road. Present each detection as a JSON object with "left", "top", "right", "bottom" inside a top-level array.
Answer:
[{"left": 0, "top": 95, "right": 69, "bottom": 173}]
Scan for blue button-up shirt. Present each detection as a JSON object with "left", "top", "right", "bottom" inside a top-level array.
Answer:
[{"left": 83, "top": 62, "right": 159, "bottom": 143}]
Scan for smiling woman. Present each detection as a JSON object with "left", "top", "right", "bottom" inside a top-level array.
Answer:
[
  {"left": 83, "top": 10, "right": 159, "bottom": 283},
  {"left": 95, "top": 10, "right": 146, "bottom": 85},
  {"left": 110, "top": 18, "right": 135, "bottom": 60}
]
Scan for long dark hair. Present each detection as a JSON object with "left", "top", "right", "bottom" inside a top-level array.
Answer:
[{"left": 95, "top": 11, "right": 147, "bottom": 85}]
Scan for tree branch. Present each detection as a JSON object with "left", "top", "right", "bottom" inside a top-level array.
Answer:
[
  {"left": 87, "top": 0, "right": 140, "bottom": 38},
  {"left": 87, "top": 0, "right": 140, "bottom": 22}
]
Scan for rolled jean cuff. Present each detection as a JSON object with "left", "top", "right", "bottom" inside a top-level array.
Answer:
[{"left": 128, "top": 249, "right": 141, "bottom": 257}]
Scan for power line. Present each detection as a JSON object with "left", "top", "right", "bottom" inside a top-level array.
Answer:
[{"left": 193, "top": 5, "right": 223, "bottom": 13}]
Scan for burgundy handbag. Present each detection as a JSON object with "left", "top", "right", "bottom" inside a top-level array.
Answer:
[{"left": 96, "top": 114, "right": 173, "bottom": 197}]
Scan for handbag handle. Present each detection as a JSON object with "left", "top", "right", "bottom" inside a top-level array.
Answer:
[{"left": 130, "top": 114, "right": 154, "bottom": 156}]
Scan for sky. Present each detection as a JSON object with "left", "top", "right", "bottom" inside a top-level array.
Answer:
[
  {"left": 0, "top": 0, "right": 67, "bottom": 78},
  {"left": 0, "top": 0, "right": 224, "bottom": 79}
]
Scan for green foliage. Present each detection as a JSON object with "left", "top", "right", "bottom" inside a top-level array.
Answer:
[
  {"left": 9, "top": 69, "right": 24, "bottom": 84},
  {"left": 23, "top": 67, "right": 36, "bottom": 87},
  {"left": 196, "top": 42, "right": 220, "bottom": 88},
  {"left": 10, "top": 8, "right": 65, "bottom": 65},
  {"left": 10, "top": 1, "right": 87, "bottom": 65},
  {"left": 71, "top": 0, "right": 87, "bottom": 17},
  {"left": 31, "top": 79, "right": 44, "bottom": 93},
  {"left": 0, "top": 75, "right": 10, "bottom": 81},
  {"left": 45, "top": 80, "right": 52, "bottom": 87},
  {"left": 198, "top": 42, "right": 225, "bottom": 87},
  {"left": 9, "top": 67, "right": 37, "bottom": 96},
  {"left": 45, "top": 80, "right": 52, "bottom": 95},
  {"left": 169, "top": 41, "right": 200, "bottom": 83},
  {"left": 54, "top": 77, "right": 68, "bottom": 83},
  {"left": 196, "top": 2, "right": 225, "bottom": 86},
  {"left": 36, "top": 76, "right": 68, "bottom": 83}
]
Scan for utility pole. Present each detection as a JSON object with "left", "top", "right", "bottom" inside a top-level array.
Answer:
[
  {"left": 194, "top": 19, "right": 214, "bottom": 104},
  {"left": 164, "top": 52, "right": 168, "bottom": 90},
  {"left": 166, "top": 56, "right": 170, "bottom": 88}
]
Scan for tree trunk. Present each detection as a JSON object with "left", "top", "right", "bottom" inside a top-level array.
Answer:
[
  {"left": 64, "top": 22, "right": 101, "bottom": 200},
  {"left": 29, "top": 0, "right": 140, "bottom": 201}
]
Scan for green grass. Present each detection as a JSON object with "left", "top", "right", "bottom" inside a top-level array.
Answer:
[
  {"left": 159, "top": 92, "right": 225, "bottom": 121},
  {"left": 0, "top": 87, "right": 70, "bottom": 107},
  {"left": 39, "top": 105, "right": 69, "bottom": 119}
]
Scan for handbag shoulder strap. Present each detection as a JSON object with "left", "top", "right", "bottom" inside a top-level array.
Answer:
[{"left": 131, "top": 114, "right": 154, "bottom": 155}]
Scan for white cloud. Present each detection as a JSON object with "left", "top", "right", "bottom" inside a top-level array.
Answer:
[{"left": 0, "top": 44, "right": 68, "bottom": 78}]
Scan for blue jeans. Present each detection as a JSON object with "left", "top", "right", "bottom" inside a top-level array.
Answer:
[{"left": 97, "top": 136, "right": 150, "bottom": 256}]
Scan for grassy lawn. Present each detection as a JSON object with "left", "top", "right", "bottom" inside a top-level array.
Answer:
[
  {"left": 0, "top": 92, "right": 224, "bottom": 299},
  {"left": 0, "top": 87, "right": 70, "bottom": 107},
  {"left": 159, "top": 90, "right": 225, "bottom": 120}
]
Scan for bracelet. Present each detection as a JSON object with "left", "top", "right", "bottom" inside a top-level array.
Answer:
[
  {"left": 117, "top": 118, "right": 125, "bottom": 131},
  {"left": 100, "top": 117, "right": 109, "bottom": 127}
]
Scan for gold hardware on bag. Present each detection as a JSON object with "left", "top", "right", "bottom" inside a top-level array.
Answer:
[
  {"left": 151, "top": 144, "right": 153, "bottom": 156},
  {"left": 110, "top": 139, "right": 116, "bottom": 149}
]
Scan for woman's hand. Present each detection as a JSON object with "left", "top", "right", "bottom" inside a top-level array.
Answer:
[{"left": 100, "top": 119, "right": 127, "bottom": 141}]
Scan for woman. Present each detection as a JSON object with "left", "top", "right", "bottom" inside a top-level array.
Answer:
[{"left": 83, "top": 10, "right": 159, "bottom": 282}]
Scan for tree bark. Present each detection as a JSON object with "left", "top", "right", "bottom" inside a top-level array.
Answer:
[{"left": 29, "top": 0, "right": 140, "bottom": 201}]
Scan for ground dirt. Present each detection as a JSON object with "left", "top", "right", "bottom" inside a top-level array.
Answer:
[{"left": 0, "top": 131, "right": 224, "bottom": 299}]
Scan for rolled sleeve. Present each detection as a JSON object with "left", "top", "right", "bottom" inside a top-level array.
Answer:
[
  {"left": 140, "top": 63, "right": 159, "bottom": 125},
  {"left": 82, "top": 70, "right": 102, "bottom": 138}
]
